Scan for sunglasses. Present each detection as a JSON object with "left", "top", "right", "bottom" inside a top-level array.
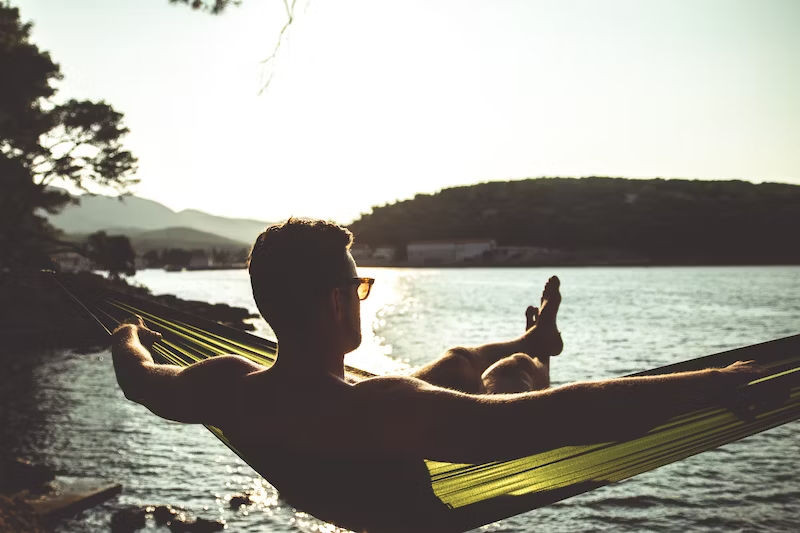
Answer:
[{"left": 342, "top": 277, "right": 375, "bottom": 301}]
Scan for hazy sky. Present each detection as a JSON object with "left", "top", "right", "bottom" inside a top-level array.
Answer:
[{"left": 15, "top": 0, "right": 800, "bottom": 223}]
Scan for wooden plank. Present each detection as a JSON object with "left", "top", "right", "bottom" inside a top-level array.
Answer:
[{"left": 25, "top": 478, "right": 122, "bottom": 522}]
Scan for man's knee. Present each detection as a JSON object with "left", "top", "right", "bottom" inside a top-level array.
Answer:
[
  {"left": 436, "top": 347, "right": 482, "bottom": 392},
  {"left": 487, "top": 353, "right": 536, "bottom": 377},
  {"left": 442, "top": 347, "right": 479, "bottom": 375},
  {"left": 481, "top": 353, "right": 536, "bottom": 394},
  {"left": 481, "top": 352, "right": 550, "bottom": 394},
  {"left": 509, "top": 353, "right": 537, "bottom": 368}
]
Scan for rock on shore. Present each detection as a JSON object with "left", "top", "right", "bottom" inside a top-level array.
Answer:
[{"left": 0, "top": 495, "right": 45, "bottom": 533}]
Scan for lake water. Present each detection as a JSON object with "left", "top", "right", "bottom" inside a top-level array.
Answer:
[{"left": 4, "top": 266, "right": 800, "bottom": 532}]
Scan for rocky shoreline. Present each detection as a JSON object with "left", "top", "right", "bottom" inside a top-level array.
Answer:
[
  {"left": 0, "top": 272, "right": 260, "bottom": 531},
  {"left": 0, "top": 495, "right": 45, "bottom": 533},
  {"left": 0, "top": 271, "right": 258, "bottom": 352},
  {"left": 0, "top": 458, "right": 54, "bottom": 533},
  {"left": 0, "top": 458, "right": 230, "bottom": 533}
]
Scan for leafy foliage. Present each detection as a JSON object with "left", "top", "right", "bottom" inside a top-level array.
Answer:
[
  {"left": 167, "top": 0, "right": 240, "bottom": 14},
  {"left": 140, "top": 247, "right": 249, "bottom": 269},
  {"left": 0, "top": 3, "right": 137, "bottom": 269},
  {"left": 85, "top": 231, "right": 136, "bottom": 278},
  {"left": 348, "top": 177, "right": 800, "bottom": 264}
]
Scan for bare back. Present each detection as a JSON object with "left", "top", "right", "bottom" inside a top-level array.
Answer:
[{"left": 218, "top": 370, "right": 451, "bottom": 533}]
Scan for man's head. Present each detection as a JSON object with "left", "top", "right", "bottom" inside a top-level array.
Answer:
[{"left": 248, "top": 218, "right": 365, "bottom": 355}]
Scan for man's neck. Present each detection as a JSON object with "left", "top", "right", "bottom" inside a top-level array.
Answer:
[{"left": 273, "top": 338, "right": 346, "bottom": 381}]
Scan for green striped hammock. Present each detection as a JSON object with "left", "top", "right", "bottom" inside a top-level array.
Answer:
[{"left": 57, "top": 276, "right": 800, "bottom": 532}]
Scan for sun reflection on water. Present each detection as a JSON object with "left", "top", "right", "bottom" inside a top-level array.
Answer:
[{"left": 343, "top": 267, "right": 428, "bottom": 375}]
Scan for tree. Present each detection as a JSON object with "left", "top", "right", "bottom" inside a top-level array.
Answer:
[
  {"left": 142, "top": 249, "right": 162, "bottom": 268},
  {"left": 0, "top": 3, "right": 137, "bottom": 269},
  {"left": 161, "top": 248, "right": 193, "bottom": 268},
  {"left": 85, "top": 231, "right": 136, "bottom": 279},
  {"left": 168, "top": 0, "right": 238, "bottom": 14}
]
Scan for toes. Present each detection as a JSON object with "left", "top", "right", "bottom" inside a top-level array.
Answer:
[
  {"left": 526, "top": 306, "right": 539, "bottom": 329},
  {"left": 542, "top": 276, "right": 561, "bottom": 302},
  {"left": 544, "top": 276, "right": 560, "bottom": 294}
]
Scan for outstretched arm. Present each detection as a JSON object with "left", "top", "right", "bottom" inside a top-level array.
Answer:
[
  {"left": 339, "top": 361, "right": 760, "bottom": 464},
  {"left": 111, "top": 319, "right": 263, "bottom": 426}
]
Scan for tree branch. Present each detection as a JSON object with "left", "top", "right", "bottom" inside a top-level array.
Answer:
[{"left": 258, "top": 0, "right": 299, "bottom": 93}]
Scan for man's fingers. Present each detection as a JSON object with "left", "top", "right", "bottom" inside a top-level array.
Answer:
[
  {"left": 727, "top": 360, "right": 762, "bottom": 374},
  {"left": 117, "top": 315, "right": 162, "bottom": 345},
  {"left": 721, "top": 360, "right": 766, "bottom": 387},
  {"left": 121, "top": 315, "right": 147, "bottom": 328},
  {"left": 138, "top": 329, "right": 162, "bottom": 347}
]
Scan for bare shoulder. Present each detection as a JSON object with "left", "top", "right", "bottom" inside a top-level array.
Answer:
[
  {"left": 348, "top": 375, "right": 464, "bottom": 415},
  {"left": 178, "top": 355, "right": 265, "bottom": 413},
  {"left": 187, "top": 354, "right": 265, "bottom": 377},
  {"left": 351, "top": 374, "right": 434, "bottom": 399}
]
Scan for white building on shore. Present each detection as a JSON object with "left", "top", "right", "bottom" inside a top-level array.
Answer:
[
  {"left": 51, "top": 251, "right": 93, "bottom": 273},
  {"left": 373, "top": 246, "right": 396, "bottom": 262},
  {"left": 349, "top": 244, "right": 372, "bottom": 261},
  {"left": 407, "top": 239, "right": 496, "bottom": 265},
  {"left": 189, "top": 251, "right": 211, "bottom": 269}
]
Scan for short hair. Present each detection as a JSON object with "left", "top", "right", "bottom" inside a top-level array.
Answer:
[{"left": 248, "top": 218, "right": 353, "bottom": 332}]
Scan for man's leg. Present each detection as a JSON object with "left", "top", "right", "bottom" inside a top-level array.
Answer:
[
  {"left": 481, "top": 307, "right": 550, "bottom": 393},
  {"left": 411, "top": 277, "right": 561, "bottom": 394},
  {"left": 480, "top": 353, "right": 549, "bottom": 393}
]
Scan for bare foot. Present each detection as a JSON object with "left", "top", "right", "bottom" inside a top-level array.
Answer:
[
  {"left": 522, "top": 276, "right": 563, "bottom": 357},
  {"left": 525, "top": 305, "right": 538, "bottom": 330}
]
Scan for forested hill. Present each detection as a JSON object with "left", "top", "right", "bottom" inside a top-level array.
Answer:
[{"left": 348, "top": 178, "right": 800, "bottom": 264}]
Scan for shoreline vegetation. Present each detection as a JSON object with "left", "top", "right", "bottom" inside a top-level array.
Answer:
[
  {"left": 0, "top": 271, "right": 258, "bottom": 352},
  {"left": 348, "top": 177, "right": 800, "bottom": 266}
]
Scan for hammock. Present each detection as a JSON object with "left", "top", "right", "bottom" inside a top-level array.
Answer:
[{"left": 55, "top": 275, "right": 800, "bottom": 533}]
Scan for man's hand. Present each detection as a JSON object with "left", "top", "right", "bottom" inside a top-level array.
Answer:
[
  {"left": 716, "top": 360, "right": 779, "bottom": 422},
  {"left": 113, "top": 316, "right": 162, "bottom": 347},
  {"left": 693, "top": 360, "right": 765, "bottom": 414},
  {"left": 111, "top": 315, "right": 162, "bottom": 401},
  {"left": 719, "top": 360, "right": 763, "bottom": 386}
]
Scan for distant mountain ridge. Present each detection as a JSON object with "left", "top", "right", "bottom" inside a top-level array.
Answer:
[
  {"left": 64, "top": 227, "right": 250, "bottom": 253},
  {"left": 48, "top": 192, "right": 271, "bottom": 245},
  {"left": 129, "top": 227, "right": 248, "bottom": 252}
]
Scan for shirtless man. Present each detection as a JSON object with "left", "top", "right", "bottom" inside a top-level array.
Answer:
[{"left": 111, "top": 218, "right": 759, "bottom": 533}]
